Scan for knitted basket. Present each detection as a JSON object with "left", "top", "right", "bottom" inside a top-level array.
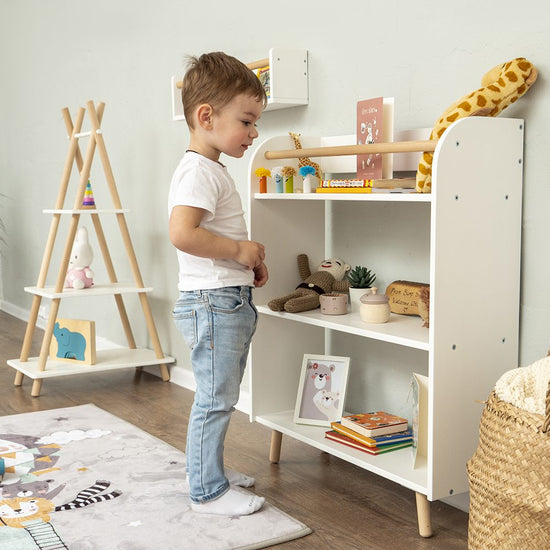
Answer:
[{"left": 467, "top": 381, "right": 550, "bottom": 549}]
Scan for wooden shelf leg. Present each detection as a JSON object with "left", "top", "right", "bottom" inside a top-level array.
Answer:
[
  {"left": 269, "top": 430, "right": 283, "bottom": 463},
  {"left": 415, "top": 492, "right": 433, "bottom": 538},
  {"left": 14, "top": 372, "right": 24, "bottom": 386},
  {"left": 31, "top": 379, "right": 43, "bottom": 398}
]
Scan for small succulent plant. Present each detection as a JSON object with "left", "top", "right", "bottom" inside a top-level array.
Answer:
[{"left": 347, "top": 265, "right": 376, "bottom": 288}]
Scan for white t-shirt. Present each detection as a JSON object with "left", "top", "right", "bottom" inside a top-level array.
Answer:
[{"left": 168, "top": 151, "right": 253, "bottom": 291}]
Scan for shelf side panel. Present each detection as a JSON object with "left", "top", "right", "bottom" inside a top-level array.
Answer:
[{"left": 429, "top": 117, "right": 524, "bottom": 500}]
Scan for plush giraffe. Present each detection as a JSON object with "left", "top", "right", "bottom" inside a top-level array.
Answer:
[
  {"left": 416, "top": 57, "right": 538, "bottom": 193},
  {"left": 288, "top": 132, "right": 322, "bottom": 179}
]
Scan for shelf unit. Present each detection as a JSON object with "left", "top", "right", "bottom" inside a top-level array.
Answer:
[
  {"left": 7, "top": 101, "right": 174, "bottom": 397},
  {"left": 247, "top": 117, "right": 524, "bottom": 536},
  {"left": 172, "top": 47, "right": 308, "bottom": 120}
]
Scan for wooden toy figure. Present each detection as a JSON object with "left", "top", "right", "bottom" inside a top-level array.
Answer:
[
  {"left": 271, "top": 166, "right": 284, "bottom": 193},
  {"left": 299, "top": 165, "right": 317, "bottom": 193},
  {"left": 255, "top": 167, "right": 270, "bottom": 193},
  {"left": 282, "top": 166, "right": 296, "bottom": 193}
]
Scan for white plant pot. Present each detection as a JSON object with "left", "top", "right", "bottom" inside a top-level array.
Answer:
[{"left": 349, "top": 287, "right": 372, "bottom": 312}]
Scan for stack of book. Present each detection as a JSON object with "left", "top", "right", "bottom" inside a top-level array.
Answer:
[{"left": 325, "top": 411, "right": 412, "bottom": 455}]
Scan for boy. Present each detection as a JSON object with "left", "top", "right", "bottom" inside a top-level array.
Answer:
[{"left": 168, "top": 52, "right": 268, "bottom": 516}]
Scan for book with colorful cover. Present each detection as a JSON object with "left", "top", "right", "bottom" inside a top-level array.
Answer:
[
  {"left": 321, "top": 179, "right": 373, "bottom": 188},
  {"left": 330, "top": 421, "right": 412, "bottom": 447},
  {"left": 341, "top": 411, "right": 408, "bottom": 437},
  {"left": 356, "top": 97, "right": 394, "bottom": 180},
  {"left": 325, "top": 430, "right": 412, "bottom": 455}
]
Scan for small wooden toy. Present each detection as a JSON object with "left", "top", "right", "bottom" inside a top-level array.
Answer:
[
  {"left": 271, "top": 166, "right": 284, "bottom": 193},
  {"left": 82, "top": 179, "right": 95, "bottom": 207},
  {"left": 255, "top": 167, "right": 271, "bottom": 193},
  {"left": 282, "top": 166, "right": 296, "bottom": 193},
  {"left": 299, "top": 165, "right": 317, "bottom": 193}
]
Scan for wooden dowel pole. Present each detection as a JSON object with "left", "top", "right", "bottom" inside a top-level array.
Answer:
[
  {"left": 264, "top": 139, "right": 438, "bottom": 161},
  {"left": 246, "top": 58, "right": 269, "bottom": 70}
]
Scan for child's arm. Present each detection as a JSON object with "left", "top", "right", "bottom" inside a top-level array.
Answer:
[{"left": 169, "top": 205, "right": 265, "bottom": 270}]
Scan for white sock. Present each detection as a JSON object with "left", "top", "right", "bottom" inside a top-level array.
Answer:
[
  {"left": 191, "top": 487, "right": 265, "bottom": 516},
  {"left": 183, "top": 469, "right": 255, "bottom": 491},
  {"left": 225, "top": 469, "right": 255, "bottom": 488}
]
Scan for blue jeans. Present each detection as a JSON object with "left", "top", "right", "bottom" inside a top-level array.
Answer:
[{"left": 172, "top": 286, "right": 258, "bottom": 503}]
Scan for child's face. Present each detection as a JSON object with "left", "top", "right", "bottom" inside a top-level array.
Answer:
[{"left": 209, "top": 93, "right": 263, "bottom": 159}]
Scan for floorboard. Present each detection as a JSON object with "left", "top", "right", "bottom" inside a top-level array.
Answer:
[{"left": 0, "top": 310, "right": 468, "bottom": 549}]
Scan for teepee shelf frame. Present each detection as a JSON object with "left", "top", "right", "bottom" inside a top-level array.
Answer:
[{"left": 7, "top": 100, "right": 174, "bottom": 397}]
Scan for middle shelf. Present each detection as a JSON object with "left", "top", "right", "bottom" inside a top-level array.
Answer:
[{"left": 257, "top": 305, "right": 430, "bottom": 350}]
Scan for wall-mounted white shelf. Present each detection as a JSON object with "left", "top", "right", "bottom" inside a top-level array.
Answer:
[{"left": 171, "top": 48, "right": 308, "bottom": 120}]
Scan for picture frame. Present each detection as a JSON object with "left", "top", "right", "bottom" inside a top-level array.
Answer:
[
  {"left": 49, "top": 318, "right": 96, "bottom": 365},
  {"left": 294, "top": 354, "right": 350, "bottom": 427}
]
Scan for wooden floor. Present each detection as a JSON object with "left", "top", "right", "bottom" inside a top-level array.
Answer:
[{"left": 0, "top": 309, "right": 468, "bottom": 549}]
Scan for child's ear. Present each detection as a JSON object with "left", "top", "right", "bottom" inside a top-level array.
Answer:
[{"left": 196, "top": 103, "right": 214, "bottom": 129}]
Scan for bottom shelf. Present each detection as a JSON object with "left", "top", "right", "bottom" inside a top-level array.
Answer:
[
  {"left": 254, "top": 409, "right": 427, "bottom": 495},
  {"left": 7, "top": 348, "right": 175, "bottom": 379}
]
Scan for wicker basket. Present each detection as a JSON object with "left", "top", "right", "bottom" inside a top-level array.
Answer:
[{"left": 467, "top": 381, "right": 550, "bottom": 549}]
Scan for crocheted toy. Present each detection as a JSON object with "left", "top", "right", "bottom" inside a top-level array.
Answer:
[
  {"left": 416, "top": 57, "right": 538, "bottom": 193},
  {"left": 268, "top": 254, "right": 350, "bottom": 313},
  {"left": 65, "top": 226, "right": 94, "bottom": 289}
]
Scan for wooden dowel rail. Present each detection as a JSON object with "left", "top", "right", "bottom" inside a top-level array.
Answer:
[
  {"left": 175, "top": 57, "right": 269, "bottom": 89},
  {"left": 264, "top": 139, "right": 437, "bottom": 161}
]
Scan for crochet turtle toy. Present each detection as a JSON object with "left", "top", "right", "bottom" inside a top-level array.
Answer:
[
  {"left": 416, "top": 57, "right": 538, "bottom": 193},
  {"left": 268, "top": 254, "right": 350, "bottom": 313}
]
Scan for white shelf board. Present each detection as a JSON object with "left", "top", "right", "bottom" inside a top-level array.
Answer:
[
  {"left": 43, "top": 209, "right": 129, "bottom": 214},
  {"left": 255, "top": 410, "right": 427, "bottom": 494},
  {"left": 25, "top": 283, "right": 153, "bottom": 299},
  {"left": 257, "top": 306, "right": 430, "bottom": 350},
  {"left": 254, "top": 192, "right": 431, "bottom": 202},
  {"left": 7, "top": 348, "right": 174, "bottom": 379}
]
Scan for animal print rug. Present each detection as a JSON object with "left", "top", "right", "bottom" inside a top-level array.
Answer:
[{"left": 0, "top": 404, "right": 311, "bottom": 549}]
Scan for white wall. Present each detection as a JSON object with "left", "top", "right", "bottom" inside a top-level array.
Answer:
[{"left": 1, "top": 0, "right": 549, "bottom": 384}]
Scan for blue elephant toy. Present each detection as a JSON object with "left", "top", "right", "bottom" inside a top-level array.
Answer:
[{"left": 53, "top": 322, "right": 87, "bottom": 361}]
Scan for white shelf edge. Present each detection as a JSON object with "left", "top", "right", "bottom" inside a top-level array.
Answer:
[
  {"left": 25, "top": 283, "right": 153, "bottom": 299},
  {"left": 254, "top": 410, "right": 427, "bottom": 494},
  {"left": 257, "top": 306, "right": 430, "bottom": 350},
  {"left": 254, "top": 192, "right": 430, "bottom": 202},
  {"left": 43, "top": 209, "right": 130, "bottom": 214},
  {"left": 7, "top": 348, "right": 175, "bottom": 380}
]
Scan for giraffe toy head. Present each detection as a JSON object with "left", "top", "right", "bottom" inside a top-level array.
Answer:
[{"left": 416, "top": 57, "right": 537, "bottom": 193}]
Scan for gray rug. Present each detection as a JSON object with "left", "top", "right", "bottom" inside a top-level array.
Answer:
[{"left": 0, "top": 404, "right": 311, "bottom": 549}]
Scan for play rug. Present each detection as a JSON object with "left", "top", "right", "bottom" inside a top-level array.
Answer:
[{"left": 0, "top": 404, "right": 311, "bottom": 549}]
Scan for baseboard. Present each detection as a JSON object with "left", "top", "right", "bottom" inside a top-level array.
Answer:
[{"left": 0, "top": 299, "right": 252, "bottom": 415}]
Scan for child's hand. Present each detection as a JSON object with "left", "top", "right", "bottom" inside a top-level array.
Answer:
[
  {"left": 253, "top": 262, "right": 269, "bottom": 287},
  {"left": 235, "top": 240, "right": 265, "bottom": 270}
]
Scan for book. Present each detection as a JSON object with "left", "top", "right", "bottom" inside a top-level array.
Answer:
[
  {"left": 330, "top": 421, "right": 411, "bottom": 447},
  {"left": 341, "top": 411, "right": 408, "bottom": 437},
  {"left": 325, "top": 430, "right": 412, "bottom": 455},
  {"left": 356, "top": 97, "right": 394, "bottom": 180},
  {"left": 330, "top": 421, "right": 412, "bottom": 447},
  {"left": 410, "top": 373, "right": 428, "bottom": 469},
  {"left": 316, "top": 187, "right": 373, "bottom": 194},
  {"left": 321, "top": 179, "right": 373, "bottom": 188}
]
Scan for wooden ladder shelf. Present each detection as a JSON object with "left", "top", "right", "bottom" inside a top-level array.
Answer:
[{"left": 8, "top": 100, "right": 173, "bottom": 396}]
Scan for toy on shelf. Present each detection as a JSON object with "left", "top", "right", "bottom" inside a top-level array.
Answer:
[
  {"left": 271, "top": 166, "right": 284, "bottom": 193},
  {"left": 299, "top": 165, "right": 317, "bottom": 193},
  {"left": 385, "top": 280, "right": 429, "bottom": 327},
  {"left": 255, "top": 167, "right": 271, "bottom": 193},
  {"left": 289, "top": 132, "right": 322, "bottom": 178},
  {"left": 65, "top": 226, "right": 94, "bottom": 289},
  {"left": 282, "top": 166, "right": 296, "bottom": 193},
  {"left": 416, "top": 57, "right": 537, "bottom": 193},
  {"left": 268, "top": 254, "right": 350, "bottom": 313},
  {"left": 82, "top": 179, "right": 95, "bottom": 207}
]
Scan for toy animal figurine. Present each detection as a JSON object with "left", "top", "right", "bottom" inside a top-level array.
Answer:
[
  {"left": 289, "top": 132, "right": 322, "bottom": 179},
  {"left": 53, "top": 322, "right": 87, "bottom": 360},
  {"left": 65, "top": 226, "right": 94, "bottom": 289},
  {"left": 268, "top": 254, "right": 350, "bottom": 313},
  {"left": 416, "top": 57, "right": 538, "bottom": 193}
]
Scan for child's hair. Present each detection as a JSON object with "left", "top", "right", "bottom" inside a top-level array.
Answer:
[{"left": 182, "top": 51, "right": 267, "bottom": 128}]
